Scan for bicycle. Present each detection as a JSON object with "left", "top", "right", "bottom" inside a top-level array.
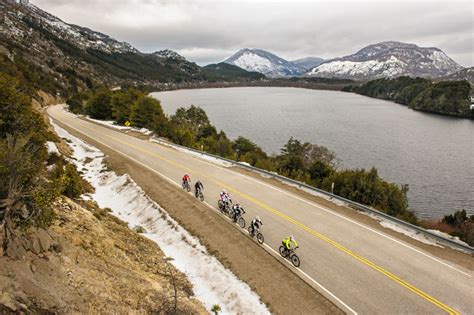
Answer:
[
  {"left": 231, "top": 209, "right": 246, "bottom": 228},
  {"left": 182, "top": 180, "right": 191, "bottom": 192},
  {"left": 217, "top": 199, "right": 231, "bottom": 215},
  {"left": 248, "top": 225, "right": 264, "bottom": 244},
  {"left": 278, "top": 246, "right": 300, "bottom": 267},
  {"left": 195, "top": 187, "right": 204, "bottom": 201}
]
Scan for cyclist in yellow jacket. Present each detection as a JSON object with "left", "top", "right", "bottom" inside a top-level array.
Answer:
[{"left": 282, "top": 235, "right": 298, "bottom": 253}]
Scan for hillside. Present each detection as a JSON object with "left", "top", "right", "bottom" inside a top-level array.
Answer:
[
  {"left": 437, "top": 67, "right": 474, "bottom": 85},
  {"left": 344, "top": 76, "right": 473, "bottom": 118},
  {"left": 203, "top": 62, "right": 265, "bottom": 81},
  {"left": 0, "top": 197, "right": 206, "bottom": 313},
  {"left": 0, "top": 1, "right": 207, "bottom": 94},
  {"left": 291, "top": 57, "right": 324, "bottom": 72},
  {"left": 308, "top": 41, "right": 463, "bottom": 80}
]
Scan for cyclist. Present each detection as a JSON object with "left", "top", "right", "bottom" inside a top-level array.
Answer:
[
  {"left": 182, "top": 173, "right": 191, "bottom": 188},
  {"left": 219, "top": 190, "right": 232, "bottom": 207},
  {"left": 282, "top": 235, "right": 298, "bottom": 254},
  {"left": 194, "top": 180, "right": 204, "bottom": 197},
  {"left": 249, "top": 216, "right": 263, "bottom": 235},
  {"left": 231, "top": 203, "right": 245, "bottom": 222}
]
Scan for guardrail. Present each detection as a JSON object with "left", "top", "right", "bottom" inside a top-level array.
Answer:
[{"left": 154, "top": 138, "right": 474, "bottom": 255}]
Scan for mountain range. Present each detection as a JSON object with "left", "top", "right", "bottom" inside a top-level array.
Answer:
[
  {"left": 223, "top": 42, "right": 464, "bottom": 80},
  {"left": 0, "top": 1, "right": 470, "bottom": 93}
]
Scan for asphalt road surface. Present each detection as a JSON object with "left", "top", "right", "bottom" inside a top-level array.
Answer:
[{"left": 48, "top": 105, "right": 473, "bottom": 315}]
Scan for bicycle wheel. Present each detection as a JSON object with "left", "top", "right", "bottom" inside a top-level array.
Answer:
[
  {"left": 256, "top": 233, "right": 264, "bottom": 244},
  {"left": 217, "top": 200, "right": 224, "bottom": 212},
  {"left": 291, "top": 254, "right": 300, "bottom": 267},
  {"left": 238, "top": 217, "right": 245, "bottom": 228},
  {"left": 279, "top": 246, "right": 287, "bottom": 257},
  {"left": 186, "top": 184, "right": 191, "bottom": 192},
  {"left": 199, "top": 192, "right": 204, "bottom": 202},
  {"left": 248, "top": 226, "right": 253, "bottom": 236}
]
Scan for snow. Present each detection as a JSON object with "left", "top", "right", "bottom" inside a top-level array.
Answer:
[
  {"left": 310, "top": 56, "right": 405, "bottom": 78},
  {"left": 150, "top": 137, "right": 232, "bottom": 168},
  {"left": 232, "top": 51, "right": 273, "bottom": 73},
  {"left": 45, "top": 141, "right": 59, "bottom": 154},
  {"left": 50, "top": 121, "right": 270, "bottom": 315},
  {"left": 84, "top": 116, "right": 152, "bottom": 135}
]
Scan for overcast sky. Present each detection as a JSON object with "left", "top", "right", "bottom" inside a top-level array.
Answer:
[{"left": 31, "top": 0, "right": 473, "bottom": 67}]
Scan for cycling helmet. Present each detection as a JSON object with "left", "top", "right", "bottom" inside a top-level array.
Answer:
[
  {"left": 235, "top": 203, "right": 240, "bottom": 207},
  {"left": 256, "top": 216, "right": 261, "bottom": 221},
  {"left": 223, "top": 189, "right": 227, "bottom": 194},
  {"left": 290, "top": 235, "right": 295, "bottom": 241}
]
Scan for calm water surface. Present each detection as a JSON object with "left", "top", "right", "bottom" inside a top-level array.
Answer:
[{"left": 152, "top": 87, "right": 474, "bottom": 219}]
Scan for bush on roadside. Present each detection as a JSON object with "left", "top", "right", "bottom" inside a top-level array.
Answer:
[{"left": 441, "top": 210, "right": 474, "bottom": 246}]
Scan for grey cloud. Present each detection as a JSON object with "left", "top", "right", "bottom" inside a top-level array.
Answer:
[{"left": 32, "top": 0, "right": 473, "bottom": 66}]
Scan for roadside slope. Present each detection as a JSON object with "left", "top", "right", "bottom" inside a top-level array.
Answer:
[{"left": 0, "top": 197, "right": 206, "bottom": 313}]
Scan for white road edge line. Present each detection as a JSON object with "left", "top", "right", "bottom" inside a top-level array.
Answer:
[
  {"left": 149, "top": 137, "right": 472, "bottom": 278},
  {"left": 50, "top": 114, "right": 358, "bottom": 315}
]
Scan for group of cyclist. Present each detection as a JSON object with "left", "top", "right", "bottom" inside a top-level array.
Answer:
[{"left": 181, "top": 173, "right": 299, "bottom": 255}]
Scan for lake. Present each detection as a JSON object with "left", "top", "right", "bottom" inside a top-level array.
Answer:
[{"left": 151, "top": 87, "right": 474, "bottom": 219}]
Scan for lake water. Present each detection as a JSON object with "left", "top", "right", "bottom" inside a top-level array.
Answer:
[{"left": 151, "top": 87, "right": 474, "bottom": 219}]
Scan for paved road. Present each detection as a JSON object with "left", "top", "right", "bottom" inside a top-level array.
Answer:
[{"left": 48, "top": 105, "right": 473, "bottom": 315}]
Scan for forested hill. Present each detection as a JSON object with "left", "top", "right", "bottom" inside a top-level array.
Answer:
[
  {"left": 343, "top": 77, "right": 473, "bottom": 118},
  {"left": 203, "top": 63, "right": 265, "bottom": 81}
]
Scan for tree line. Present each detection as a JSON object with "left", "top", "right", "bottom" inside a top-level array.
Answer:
[
  {"left": 343, "top": 77, "right": 473, "bottom": 118},
  {"left": 68, "top": 88, "right": 417, "bottom": 224}
]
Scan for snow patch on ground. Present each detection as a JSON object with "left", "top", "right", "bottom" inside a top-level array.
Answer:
[
  {"left": 45, "top": 141, "right": 59, "bottom": 154},
  {"left": 81, "top": 114, "right": 153, "bottom": 135},
  {"left": 150, "top": 137, "right": 233, "bottom": 168},
  {"left": 50, "top": 121, "right": 270, "bottom": 315}
]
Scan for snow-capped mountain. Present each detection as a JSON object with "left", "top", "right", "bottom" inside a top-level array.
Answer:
[
  {"left": 223, "top": 49, "right": 323, "bottom": 77},
  {"left": 223, "top": 48, "right": 298, "bottom": 77},
  {"left": 307, "top": 41, "right": 463, "bottom": 80}
]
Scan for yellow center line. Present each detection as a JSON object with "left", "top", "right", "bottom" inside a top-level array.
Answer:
[{"left": 63, "top": 115, "right": 460, "bottom": 315}]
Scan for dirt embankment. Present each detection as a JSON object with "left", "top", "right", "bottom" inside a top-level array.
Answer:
[
  {"left": 56, "top": 121, "right": 342, "bottom": 315},
  {"left": 0, "top": 197, "right": 206, "bottom": 314}
]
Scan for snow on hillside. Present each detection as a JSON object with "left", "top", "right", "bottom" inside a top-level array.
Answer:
[
  {"left": 310, "top": 56, "right": 406, "bottom": 78},
  {"left": 231, "top": 51, "right": 274, "bottom": 73},
  {"left": 17, "top": 3, "right": 136, "bottom": 54}
]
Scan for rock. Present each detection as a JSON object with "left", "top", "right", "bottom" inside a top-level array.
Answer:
[
  {"left": 36, "top": 228, "right": 52, "bottom": 252},
  {"left": 5, "top": 236, "right": 27, "bottom": 259},
  {"left": 30, "top": 238, "right": 42, "bottom": 255}
]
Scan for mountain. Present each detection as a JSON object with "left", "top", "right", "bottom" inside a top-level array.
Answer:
[
  {"left": 203, "top": 62, "right": 265, "bottom": 81},
  {"left": 0, "top": 1, "right": 207, "bottom": 93},
  {"left": 223, "top": 48, "right": 299, "bottom": 77},
  {"left": 437, "top": 67, "right": 474, "bottom": 85},
  {"left": 223, "top": 48, "right": 323, "bottom": 78},
  {"left": 291, "top": 57, "right": 324, "bottom": 72},
  {"left": 307, "top": 41, "right": 463, "bottom": 80}
]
